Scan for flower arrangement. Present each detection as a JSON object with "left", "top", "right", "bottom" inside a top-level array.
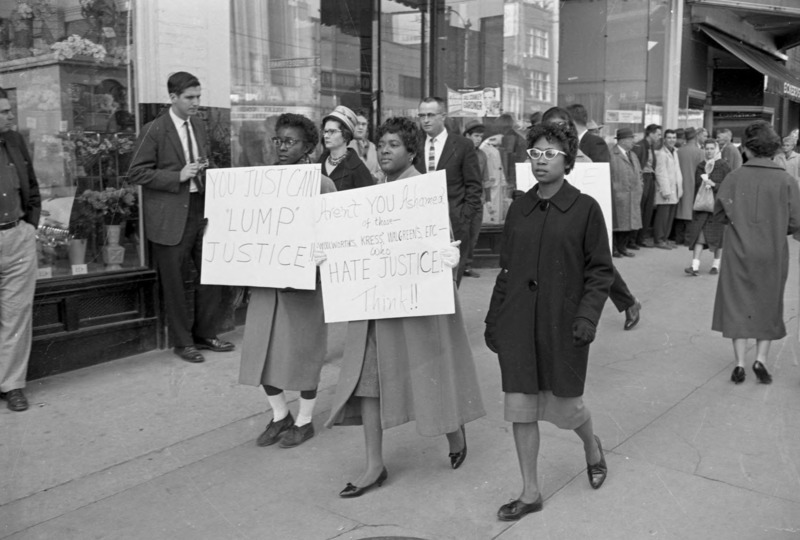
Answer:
[
  {"left": 72, "top": 133, "right": 135, "bottom": 169},
  {"left": 16, "top": 1, "right": 34, "bottom": 20},
  {"left": 51, "top": 34, "right": 107, "bottom": 61},
  {"left": 77, "top": 186, "right": 137, "bottom": 225}
]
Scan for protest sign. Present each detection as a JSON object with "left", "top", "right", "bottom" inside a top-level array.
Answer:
[
  {"left": 201, "top": 164, "right": 320, "bottom": 289},
  {"left": 446, "top": 85, "right": 502, "bottom": 117},
  {"left": 315, "top": 171, "right": 454, "bottom": 323},
  {"left": 516, "top": 162, "right": 613, "bottom": 249}
]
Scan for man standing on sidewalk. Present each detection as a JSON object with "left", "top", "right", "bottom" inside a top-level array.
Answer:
[
  {"left": 632, "top": 124, "right": 661, "bottom": 247},
  {"left": 717, "top": 128, "right": 742, "bottom": 171},
  {"left": 129, "top": 72, "right": 234, "bottom": 363},
  {"left": 462, "top": 120, "right": 487, "bottom": 278},
  {"left": 653, "top": 129, "right": 683, "bottom": 249},
  {"left": 0, "top": 87, "right": 40, "bottom": 412},
  {"left": 674, "top": 127, "right": 704, "bottom": 245}
]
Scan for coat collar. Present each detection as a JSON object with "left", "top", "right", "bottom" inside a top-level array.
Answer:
[
  {"left": 744, "top": 157, "right": 784, "bottom": 170},
  {"left": 519, "top": 180, "right": 580, "bottom": 216}
]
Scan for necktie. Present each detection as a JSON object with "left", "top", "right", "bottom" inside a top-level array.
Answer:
[
  {"left": 185, "top": 121, "right": 204, "bottom": 193},
  {"left": 428, "top": 137, "right": 436, "bottom": 172},
  {"left": 626, "top": 150, "right": 632, "bottom": 163}
]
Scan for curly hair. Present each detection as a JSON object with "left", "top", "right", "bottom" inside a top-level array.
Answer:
[
  {"left": 744, "top": 120, "right": 781, "bottom": 158},
  {"left": 527, "top": 122, "right": 578, "bottom": 174},
  {"left": 376, "top": 117, "right": 421, "bottom": 157},
  {"left": 275, "top": 113, "right": 319, "bottom": 149}
]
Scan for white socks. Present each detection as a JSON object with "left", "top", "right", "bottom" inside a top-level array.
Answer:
[
  {"left": 691, "top": 259, "right": 700, "bottom": 271},
  {"left": 266, "top": 392, "right": 289, "bottom": 422},
  {"left": 295, "top": 396, "right": 317, "bottom": 427},
  {"left": 712, "top": 258, "right": 721, "bottom": 269}
]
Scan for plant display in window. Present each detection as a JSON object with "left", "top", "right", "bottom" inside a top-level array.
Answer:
[
  {"left": 71, "top": 132, "right": 135, "bottom": 170},
  {"left": 77, "top": 185, "right": 136, "bottom": 225},
  {"left": 51, "top": 34, "right": 107, "bottom": 61},
  {"left": 15, "top": 1, "right": 34, "bottom": 20}
]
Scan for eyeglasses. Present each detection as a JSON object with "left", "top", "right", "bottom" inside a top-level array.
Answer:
[
  {"left": 271, "top": 137, "right": 304, "bottom": 148},
  {"left": 417, "top": 113, "right": 441, "bottom": 120},
  {"left": 526, "top": 148, "right": 567, "bottom": 161},
  {"left": 323, "top": 129, "right": 342, "bottom": 136}
]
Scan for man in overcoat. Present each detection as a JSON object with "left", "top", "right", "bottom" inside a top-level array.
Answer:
[
  {"left": 653, "top": 129, "right": 683, "bottom": 249},
  {"left": 609, "top": 128, "right": 643, "bottom": 257},
  {"left": 675, "top": 127, "right": 704, "bottom": 245}
]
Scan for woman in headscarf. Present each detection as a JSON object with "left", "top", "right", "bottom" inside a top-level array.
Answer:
[
  {"left": 238, "top": 113, "right": 336, "bottom": 449},
  {"left": 684, "top": 139, "right": 731, "bottom": 276}
]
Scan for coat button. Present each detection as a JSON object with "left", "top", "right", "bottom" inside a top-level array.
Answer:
[{"left": 528, "top": 279, "right": 538, "bottom": 291}]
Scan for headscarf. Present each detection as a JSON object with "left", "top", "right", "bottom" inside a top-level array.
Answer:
[{"left": 704, "top": 139, "right": 721, "bottom": 175}]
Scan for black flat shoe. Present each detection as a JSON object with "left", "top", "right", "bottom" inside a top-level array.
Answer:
[
  {"left": 587, "top": 435, "right": 607, "bottom": 489},
  {"left": 194, "top": 337, "right": 235, "bottom": 352},
  {"left": 449, "top": 425, "right": 467, "bottom": 469},
  {"left": 731, "top": 366, "right": 745, "bottom": 384},
  {"left": 497, "top": 495, "right": 543, "bottom": 521},
  {"left": 752, "top": 361, "right": 772, "bottom": 384},
  {"left": 339, "top": 467, "right": 388, "bottom": 498},
  {"left": 624, "top": 300, "right": 641, "bottom": 331}
]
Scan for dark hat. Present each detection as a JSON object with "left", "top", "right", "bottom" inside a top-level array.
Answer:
[
  {"left": 463, "top": 119, "right": 485, "bottom": 136},
  {"left": 675, "top": 127, "right": 685, "bottom": 137},
  {"left": 684, "top": 127, "right": 697, "bottom": 140},
  {"left": 322, "top": 105, "right": 357, "bottom": 134},
  {"left": 615, "top": 127, "right": 634, "bottom": 140}
]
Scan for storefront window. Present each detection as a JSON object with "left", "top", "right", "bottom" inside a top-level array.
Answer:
[{"left": 0, "top": 0, "right": 141, "bottom": 280}]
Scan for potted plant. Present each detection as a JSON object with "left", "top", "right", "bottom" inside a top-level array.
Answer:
[
  {"left": 77, "top": 186, "right": 136, "bottom": 270},
  {"left": 67, "top": 196, "right": 97, "bottom": 265}
]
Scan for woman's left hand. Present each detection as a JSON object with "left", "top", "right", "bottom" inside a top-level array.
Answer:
[{"left": 441, "top": 240, "right": 461, "bottom": 268}]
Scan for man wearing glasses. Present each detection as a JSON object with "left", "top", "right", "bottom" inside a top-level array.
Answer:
[{"left": 415, "top": 97, "right": 482, "bottom": 286}]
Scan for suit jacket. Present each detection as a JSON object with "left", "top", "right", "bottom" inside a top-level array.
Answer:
[
  {"left": 0, "top": 130, "right": 40, "bottom": 227},
  {"left": 720, "top": 143, "right": 742, "bottom": 172},
  {"left": 128, "top": 112, "right": 210, "bottom": 246},
  {"left": 579, "top": 132, "right": 611, "bottom": 163},
  {"left": 632, "top": 138, "right": 656, "bottom": 173},
  {"left": 414, "top": 132, "right": 482, "bottom": 230}
]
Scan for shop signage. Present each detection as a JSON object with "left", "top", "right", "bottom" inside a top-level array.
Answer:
[
  {"left": 269, "top": 57, "right": 320, "bottom": 70},
  {"left": 604, "top": 110, "right": 643, "bottom": 124},
  {"left": 516, "top": 162, "right": 613, "bottom": 250},
  {"left": 320, "top": 71, "right": 371, "bottom": 93},
  {"left": 446, "top": 86, "right": 502, "bottom": 117},
  {"left": 201, "top": 164, "right": 321, "bottom": 289},
  {"left": 314, "top": 171, "right": 455, "bottom": 323}
]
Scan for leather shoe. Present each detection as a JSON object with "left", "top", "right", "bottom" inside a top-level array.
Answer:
[
  {"left": 279, "top": 422, "right": 315, "bottom": 448},
  {"left": 339, "top": 467, "right": 388, "bottom": 498},
  {"left": 731, "top": 366, "right": 745, "bottom": 384},
  {"left": 684, "top": 267, "right": 699, "bottom": 276},
  {"left": 497, "top": 495, "right": 543, "bottom": 521},
  {"left": 627, "top": 243, "right": 640, "bottom": 251},
  {"left": 174, "top": 346, "right": 205, "bottom": 363},
  {"left": 612, "top": 249, "right": 622, "bottom": 258},
  {"left": 654, "top": 242, "right": 671, "bottom": 250},
  {"left": 587, "top": 435, "right": 608, "bottom": 489},
  {"left": 449, "top": 425, "right": 467, "bottom": 469},
  {"left": 1, "top": 389, "right": 29, "bottom": 412},
  {"left": 621, "top": 250, "right": 635, "bottom": 257},
  {"left": 194, "top": 337, "right": 235, "bottom": 352},
  {"left": 752, "top": 361, "right": 772, "bottom": 384},
  {"left": 624, "top": 300, "right": 641, "bottom": 330},
  {"left": 463, "top": 267, "right": 481, "bottom": 278},
  {"left": 709, "top": 267, "right": 719, "bottom": 275},
  {"left": 257, "top": 412, "right": 294, "bottom": 447}
]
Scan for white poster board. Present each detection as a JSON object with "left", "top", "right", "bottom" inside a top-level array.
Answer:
[
  {"left": 516, "top": 162, "right": 613, "bottom": 250},
  {"left": 315, "top": 171, "right": 455, "bottom": 323},
  {"left": 201, "top": 164, "right": 321, "bottom": 289}
]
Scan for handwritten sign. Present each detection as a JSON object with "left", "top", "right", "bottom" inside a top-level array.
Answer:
[
  {"left": 315, "top": 171, "right": 454, "bottom": 322},
  {"left": 516, "top": 162, "right": 613, "bottom": 250},
  {"left": 201, "top": 164, "right": 321, "bottom": 289}
]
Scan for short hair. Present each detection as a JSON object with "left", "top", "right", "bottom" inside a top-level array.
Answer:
[
  {"left": 377, "top": 117, "right": 421, "bottom": 157},
  {"left": 0, "top": 87, "right": 8, "bottom": 100},
  {"left": 167, "top": 71, "right": 200, "bottom": 97},
  {"left": 565, "top": 103, "right": 588, "bottom": 125},
  {"left": 355, "top": 108, "right": 369, "bottom": 119},
  {"left": 644, "top": 124, "right": 662, "bottom": 136},
  {"left": 527, "top": 122, "right": 578, "bottom": 174},
  {"left": 420, "top": 96, "right": 446, "bottom": 112},
  {"left": 498, "top": 113, "right": 515, "bottom": 128},
  {"left": 743, "top": 120, "right": 781, "bottom": 158},
  {"left": 716, "top": 128, "right": 732, "bottom": 137},
  {"left": 275, "top": 113, "right": 319, "bottom": 149},
  {"left": 323, "top": 118, "right": 354, "bottom": 144},
  {"left": 664, "top": 129, "right": 677, "bottom": 137},
  {"left": 697, "top": 127, "right": 708, "bottom": 137},
  {"left": 541, "top": 106, "right": 573, "bottom": 125}
]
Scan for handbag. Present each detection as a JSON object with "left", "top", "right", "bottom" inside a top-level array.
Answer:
[{"left": 693, "top": 185, "right": 714, "bottom": 213}]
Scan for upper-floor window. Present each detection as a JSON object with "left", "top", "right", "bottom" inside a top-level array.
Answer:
[
  {"left": 526, "top": 28, "right": 549, "bottom": 58},
  {"left": 527, "top": 70, "right": 550, "bottom": 101}
]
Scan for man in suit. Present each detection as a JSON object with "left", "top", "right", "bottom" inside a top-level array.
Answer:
[
  {"left": 632, "top": 124, "right": 662, "bottom": 247},
  {"left": 415, "top": 97, "right": 482, "bottom": 286},
  {"left": 129, "top": 72, "right": 233, "bottom": 363},
  {"left": 675, "top": 127, "right": 704, "bottom": 245},
  {"left": 716, "top": 128, "right": 742, "bottom": 171},
  {"left": 0, "top": 87, "right": 40, "bottom": 411}
]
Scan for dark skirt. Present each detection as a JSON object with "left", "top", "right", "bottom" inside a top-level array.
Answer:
[{"left": 686, "top": 211, "right": 725, "bottom": 250}]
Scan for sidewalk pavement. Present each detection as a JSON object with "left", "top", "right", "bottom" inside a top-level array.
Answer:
[{"left": 2, "top": 243, "right": 800, "bottom": 540}]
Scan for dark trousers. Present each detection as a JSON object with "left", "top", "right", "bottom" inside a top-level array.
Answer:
[
  {"left": 671, "top": 219, "right": 690, "bottom": 246},
  {"left": 452, "top": 210, "right": 472, "bottom": 288},
  {"left": 609, "top": 266, "right": 636, "bottom": 312},
  {"left": 150, "top": 193, "right": 221, "bottom": 347},
  {"left": 465, "top": 205, "right": 483, "bottom": 267},
  {"left": 637, "top": 172, "right": 656, "bottom": 243},
  {"left": 653, "top": 204, "right": 677, "bottom": 244}
]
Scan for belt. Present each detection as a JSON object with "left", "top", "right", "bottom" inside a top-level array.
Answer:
[{"left": 0, "top": 219, "right": 19, "bottom": 230}]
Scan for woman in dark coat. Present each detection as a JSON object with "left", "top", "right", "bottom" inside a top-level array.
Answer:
[
  {"left": 684, "top": 139, "right": 731, "bottom": 276},
  {"left": 318, "top": 105, "right": 374, "bottom": 192},
  {"left": 239, "top": 113, "right": 336, "bottom": 449},
  {"left": 712, "top": 121, "right": 800, "bottom": 385},
  {"left": 485, "top": 122, "right": 615, "bottom": 521}
]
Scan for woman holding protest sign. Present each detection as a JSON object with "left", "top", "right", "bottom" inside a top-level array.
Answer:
[
  {"left": 323, "top": 117, "right": 485, "bottom": 498},
  {"left": 239, "top": 113, "right": 336, "bottom": 449},
  {"left": 319, "top": 105, "right": 374, "bottom": 192},
  {"left": 485, "top": 121, "right": 614, "bottom": 520}
]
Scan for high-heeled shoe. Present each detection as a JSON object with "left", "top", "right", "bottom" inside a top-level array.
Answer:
[
  {"left": 752, "top": 361, "right": 772, "bottom": 384},
  {"left": 731, "top": 366, "right": 745, "bottom": 384},
  {"left": 339, "top": 467, "right": 388, "bottom": 498},
  {"left": 587, "top": 435, "right": 607, "bottom": 489},
  {"left": 449, "top": 425, "right": 467, "bottom": 469}
]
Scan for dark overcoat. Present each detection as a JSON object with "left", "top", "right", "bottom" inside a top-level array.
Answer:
[
  {"left": 486, "top": 181, "right": 614, "bottom": 397},
  {"left": 0, "top": 130, "right": 40, "bottom": 227},
  {"left": 609, "top": 144, "right": 643, "bottom": 232},
  {"left": 320, "top": 147, "right": 373, "bottom": 192},
  {"left": 712, "top": 158, "right": 800, "bottom": 339}
]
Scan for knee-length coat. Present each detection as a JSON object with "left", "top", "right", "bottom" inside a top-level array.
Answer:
[
  {"left": 609, "top": 144, "right": 643, "bottom": 232},
  {"left": 485, "top": 181, "right": 614, "bottom": 397},
  {"left": 324, "top": 165, "right": 485, "bottom": 436},
  {"left": 712, "top": 158, "right": 800, "bottom": 339}
]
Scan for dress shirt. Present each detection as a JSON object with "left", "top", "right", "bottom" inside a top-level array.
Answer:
[
  {"left": 169, "top": 108, "right": 200, "bottom": 193},
  {"left": 425, "top": 129, "right": 449, "bottom": 172}
]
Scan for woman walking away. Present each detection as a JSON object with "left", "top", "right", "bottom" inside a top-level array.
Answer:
[
  {"left": 712, "top": 120, "right": 800, "bottom": 384},
  {"left": 485, "top": 121, "right": 614, "bottom": 520},
  {"left": 684, "top": 139, "right": 731, "bottom": 276}
]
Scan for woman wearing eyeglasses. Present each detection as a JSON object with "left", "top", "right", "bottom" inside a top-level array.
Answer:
[
  {"left": 319, "top": 105, "right": 374, "bottom": 192},
  {"left": 485, "top": 121, "right": 614, "bottom": 520},
  {"left": 239, "top": 113, "right": 337, "bottom": 449}
]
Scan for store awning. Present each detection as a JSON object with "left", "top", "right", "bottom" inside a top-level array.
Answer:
[{"left": 700, "top": 26, "right": 800, "bottom": 103}]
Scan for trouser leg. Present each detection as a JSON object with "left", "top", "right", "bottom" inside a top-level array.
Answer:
[
  {"left": 638, "top": 173, "right": 656, "bottom": 243},
  {"left": 466, "top": 205, "right": 483, "bottom": 267},
  {"left": 188, "top": 195, "right": 221, "bottom": 339}
]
